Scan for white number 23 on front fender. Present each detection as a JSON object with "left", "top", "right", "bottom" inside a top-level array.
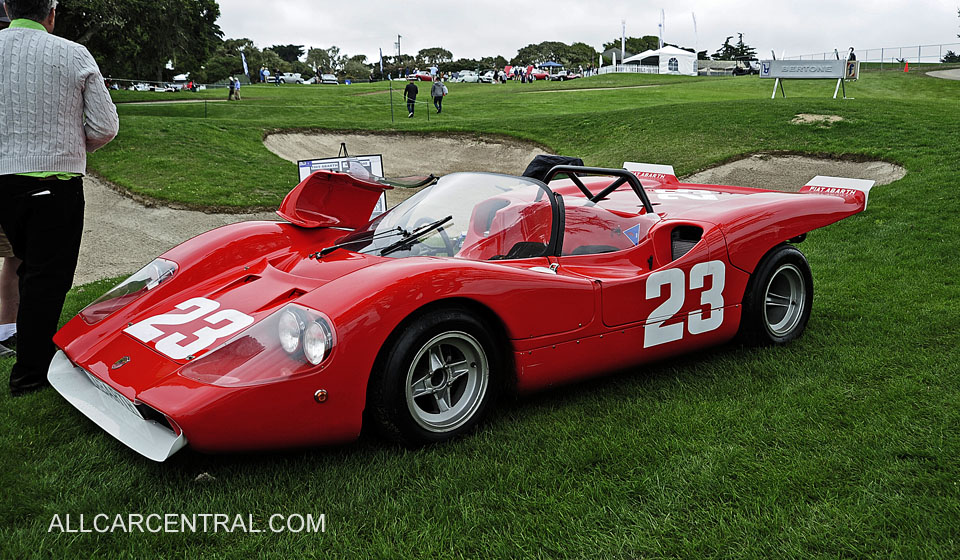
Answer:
[
  {"left": 124, "top": 297, "right": 253, "bottom": 360},
  {"left": 643, "top": 260, "right": 725, "bottom": 348}
]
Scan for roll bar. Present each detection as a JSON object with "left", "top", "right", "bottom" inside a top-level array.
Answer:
[{"left": 542, "top": 165, "right": 655, "bottom": 214}]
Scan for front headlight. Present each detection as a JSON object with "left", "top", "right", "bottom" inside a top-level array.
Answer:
[
  {"left": 80, "top": 258, "right": 177, "bottom": 324},
  {"left": 179, "top": 304, "right": 336, "bottom": 388},
  {"left": 277, "top": 310, "right": 303, "bottom": 354},
  {"left": 278, "top": 306, "right": 335, "bottom": 365},
  {"left": 303, "top": 319, "right": 333, "bottom": 365}
]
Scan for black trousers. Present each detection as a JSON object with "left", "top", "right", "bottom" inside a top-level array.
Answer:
[
  {"left": 406, "top": 100, "right": 415, "bottom": 114},
  {"left": 433, "top": 96, "right": 443, "bottom": 112},
  {"left": 0, "top": 175, "right": 84, "bottom": 390}
]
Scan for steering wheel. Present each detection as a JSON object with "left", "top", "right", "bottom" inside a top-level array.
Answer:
[{"left": 412, "top": 217, "right": 456, "bottom": 256}]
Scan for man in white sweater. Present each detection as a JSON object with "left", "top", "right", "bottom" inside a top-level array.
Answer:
[{"left": 0, "top": 0, "right": 119, "bottom": 396}]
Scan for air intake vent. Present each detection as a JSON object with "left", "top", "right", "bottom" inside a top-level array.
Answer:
[
  {"left": 670, "top": 226, "right": 703, "bottom": 260},
  {"left": 255, "top": 288, "right": 308, "bottom": 313}
]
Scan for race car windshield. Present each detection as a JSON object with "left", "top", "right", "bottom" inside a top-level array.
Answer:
[{"left": 337, "top": 173, "right": 556, "bottom": 260}]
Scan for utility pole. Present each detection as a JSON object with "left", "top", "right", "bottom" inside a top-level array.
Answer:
[
  {"left": 620, "top": 19, "right": 627, "bottom": 60},
  {"left": 396, "top": 35, "right": 402, "bottom": 59}
]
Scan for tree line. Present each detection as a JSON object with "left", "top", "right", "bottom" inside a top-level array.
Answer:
[{"left": 52, "top": 1, "right": 759, "bottom": 82}]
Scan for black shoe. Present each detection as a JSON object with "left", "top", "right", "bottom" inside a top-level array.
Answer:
[
  {"left": 11, "top": 378, "right": 50, "bottom": 397},
  {"left": 0, "top": 334, "right": 15, "bottom": 358},
  {"left": 0, "top": 334, "right": 15, "bottom": 349}
]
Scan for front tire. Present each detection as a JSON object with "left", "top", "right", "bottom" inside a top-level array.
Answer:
[
  {"left": 369, "top": 308, "right": 501, "bottom": 446},
  {"left": 737, "top": 244, "right": 813, "bottom": 345}
]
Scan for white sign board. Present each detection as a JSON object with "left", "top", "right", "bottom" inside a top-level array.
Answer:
[
  {"left": 297, "top": 154, "right": 387, "bottom": 216},
  {"left": 760, "top": 60, "right": 845, "bottom": 79},
  {"left": 297, "top": 154, "right": 384, "bottom": 181}
]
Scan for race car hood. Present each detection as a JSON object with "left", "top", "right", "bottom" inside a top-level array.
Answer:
[
  {"left": 277, "top": 169, "right": 391, "bottom": 229},
  {"left": 54, "top": 247, "right": 382, "bottom": 400}
]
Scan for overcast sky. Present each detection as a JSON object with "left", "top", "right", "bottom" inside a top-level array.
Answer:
[{"left": 216, "top": 0, "right": 960, "bottom": 62}]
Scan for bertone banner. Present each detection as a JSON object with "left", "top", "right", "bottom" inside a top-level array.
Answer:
[{"left": 760, "top": 60, "right": 845, "bottom": 79}]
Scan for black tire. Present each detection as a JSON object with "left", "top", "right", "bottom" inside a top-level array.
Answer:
[
  {"left": 737, "top": 244, "right": 813, "bottom": 345},
  {"left": 369, "top": 308, "right": 501, "bottom": 446}
]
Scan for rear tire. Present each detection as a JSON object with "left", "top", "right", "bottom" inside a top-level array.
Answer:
[
  {"left": 369, "top": 308, "right": 501, "bottom": 446},
  {"left": 737, "top": 244, "right": 813, "bottom": 345}
]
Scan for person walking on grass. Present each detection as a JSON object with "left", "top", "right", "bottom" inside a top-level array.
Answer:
[
  {"left": 227, "top": 76, "right": 235, "bottom": 100},
  {"left": 403, "top": 80, "right": 418, "bottom": 117},
  {"left": 0, "top": 0, "right": 119, "bottom": 396},
  {"left": 431, "top": 76, "right": 445, "bottom": 114},
  {"left": 233, "top": 77, "right": 241, "bottom": 101}
]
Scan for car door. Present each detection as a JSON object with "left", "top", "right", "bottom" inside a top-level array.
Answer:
[{"left": 556, "top": 213, "right": 736, "bottom": 363}]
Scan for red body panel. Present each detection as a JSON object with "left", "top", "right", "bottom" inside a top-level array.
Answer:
[
  {"left": 52, "top": 168, "right": 872, "bottom": 455},
  {"left": 277, "top": 170, "right": 391, "bottom": 229}
]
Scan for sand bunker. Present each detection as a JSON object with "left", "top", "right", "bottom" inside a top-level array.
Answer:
[
  {"left": 265, "top": 131, "right": 550, "bottom": 206},
  {"left": 265, "top": 132, "right": 547, "bottom": 179},
  {"left": 683, "top": 153, "right": 905, "bottom": 192},
  {"left": 791, "top": 114, "right": 844, "bottom": 126},
  {"left": 266, "top": 132, "right": 905, "bottom": 196}
]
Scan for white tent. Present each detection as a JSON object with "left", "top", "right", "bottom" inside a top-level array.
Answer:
[
  {"left": 622, "top": 50, "right": 659, "bottom": 65},
  {"left": 623, "top": 46, "right": 697, "bottom": 76},
  {"left": 657, "top": 46, "right": 697, "bottom": 76}
]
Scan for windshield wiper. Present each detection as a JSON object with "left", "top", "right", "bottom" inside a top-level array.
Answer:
[
  {"left": 311, "top": 226, "right": 409, "bottom": 259},
  {"left": 379, "top": 215, "right": 453, "bottom": 257}
]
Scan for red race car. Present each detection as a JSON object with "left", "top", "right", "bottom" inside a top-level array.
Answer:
[
  {"left": 407, "top": 71, "right": 433, "bottom": 81},
  {"left": 48, "top": 162, "right": 874, "bottom": 461}
]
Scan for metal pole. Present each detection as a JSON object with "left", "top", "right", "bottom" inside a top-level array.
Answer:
[
  {"left": 881, "top": 48, "right": 884, "bottom": 71},
  {"left": 204, "top": 99, "right": 207, "bottom": 118},
  {"left": 389, "top": 78, "right": 394, "bottom": 123}
]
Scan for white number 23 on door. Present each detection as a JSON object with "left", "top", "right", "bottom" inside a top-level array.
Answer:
[{"left": 643, "top": 260, "right": 725, "bottom": 348}]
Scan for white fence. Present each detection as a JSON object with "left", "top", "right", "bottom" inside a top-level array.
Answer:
[
  {"left": 596, "top": 64, "right": 660, "bottom": 75},
  {"left": 784, "top": 42, "right": 960, "bottom": 64}
]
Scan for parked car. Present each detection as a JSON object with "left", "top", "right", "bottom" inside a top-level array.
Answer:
[
  {"left": 307, "top": 74, "right": 339, "bottom": 85},
  {"left": 407, "top": 71, "right": 433, "bottom": 81},
  {"left": 548, "top": 70, "right": 581, "bottom": 81},
  {"left": 479, "top": 71, "right": 495, "bottom": 83},
  {"left": 276, "top": 72, "right": 304, "bottom": 84},
  {"left": 46, "top": 161, "right": 875, "bottom": 460},
  {"left": 456, "top": 70, "right": 479, "bottom": 83}
]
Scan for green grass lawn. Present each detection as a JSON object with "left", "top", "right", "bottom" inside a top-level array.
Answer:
[{"left": 2, "top": 69, "right": 960, "bottom": 558}]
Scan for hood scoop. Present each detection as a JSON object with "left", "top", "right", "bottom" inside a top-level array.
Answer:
[
  {"left": 254, "top": 288, "right": 308, "bottom": 314},
  {"left": 209, "top": 274, "right": 260, "bottom": 297}
]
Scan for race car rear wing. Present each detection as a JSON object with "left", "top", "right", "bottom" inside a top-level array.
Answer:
[
  {"left": 623, "top": 162, "right": 679, "bottom": 184},
  {"left": 799, "top": 176, "right": 876, "bottom": 209}
]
